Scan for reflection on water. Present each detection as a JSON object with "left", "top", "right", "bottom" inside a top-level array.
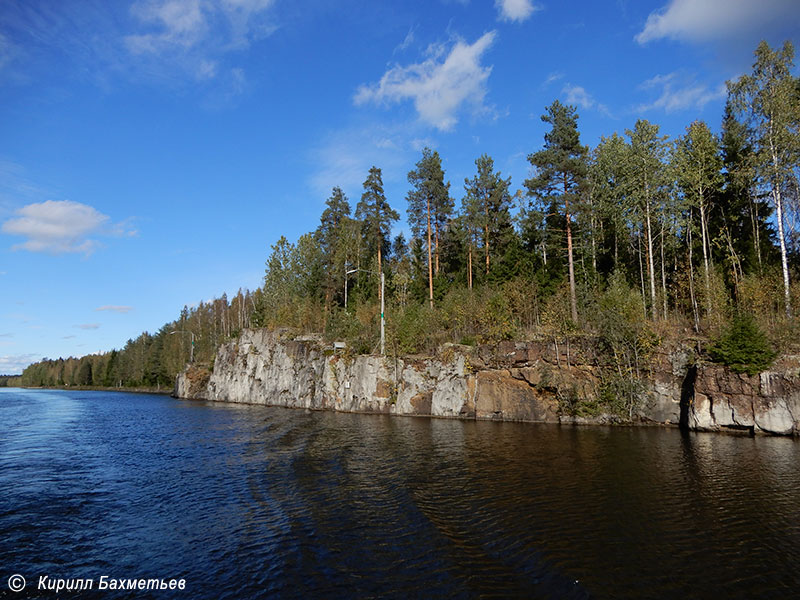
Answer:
[{"left": 1, "top": 388, "right": 798, "bottom": 598}]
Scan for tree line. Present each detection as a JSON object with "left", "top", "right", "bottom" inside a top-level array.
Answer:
[
  {"left": 19, "top": 289, "right": 261, "bottom": 388},
  {"left": 19, "top": 40, "right": 800, "bottom": 394},
  {"left": 251, "top": 41, "right": 798, "bottom": 349}
]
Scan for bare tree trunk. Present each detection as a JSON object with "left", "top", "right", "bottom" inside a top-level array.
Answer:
[
  {"left": 750, "top": 190, "right": 763, "bottom": 271},
  {"left": 564, "top": 176, "right": 578, "bottom": 323},
  {"left": 377, "top": 243, "right": 383, "bottom": 302},
  {"left": 660, "top": 222, "right": 668, "bottom": 320},
  {"left": 434, "top": 221, "right": 440, "bottom": 276},
  {"left": 578, "top": 247, "right": 585, "bottom": 283},
  {"left": 565, "top": 197, "right": 578, "bottom": 323},
  {"left": 467, "top": 242, "right": 473, "bottom": 290},
  {"left": 724, "top": 225, "right": 742, "bottom": 298},
  {"left": 645, "top": 197, "right": 657, "bottom": 320},
  {"left": 688, "top": 215, "right": 700, "bottom": 333},
  {"left": 324, "top": 288, "right": 331, "bottom": 328},
  {"left": 774, "top": 185, "right": 792, "bottom": 317},
  {"left": 426, "top": 198, "right": 434, "bottom": 309},
  {"left": 484, "top": 199, "right": 490, "bottom": 275},
  {"left": 587, "top": 188, "right": 597, "bottom": 273},
  {"left": 769, "top": 136, "right": 792, "bottom": 317},
  {"left": 699, "top": 190, "right": 711, "bottom": 316},
  {"left": 637, "top": 232, "right": 647, "bottom": 319}
]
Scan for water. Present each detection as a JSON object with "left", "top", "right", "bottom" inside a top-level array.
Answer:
[{"left": 1, "top": 388, "right": 798, "bottom": 599}]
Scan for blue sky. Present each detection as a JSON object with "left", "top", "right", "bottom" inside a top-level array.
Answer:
[{"left": 1, "top": 0, "right": 799, "bottom": 374}]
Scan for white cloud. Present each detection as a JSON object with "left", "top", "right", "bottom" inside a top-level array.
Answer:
[
  {"left": 126, "top": 0, "right": 277, "bottom": 53},
  {"left": 110, "top": 217, "right": 140, "bottom": 238},
  {"left": 354, "top": 31, "right": 497, "bottom": 131},
  {"left": 76, "top": 324, "right": 100, "bottom": 330},
  {"left": 636, "top": 0, "right": 800, "bottom": 44},
  {"left": 394, "top": 26, "right": 417, "bottom": 54},
  {"left": 637, "top": 72, "right": 726, "bottom": 113},
  {"left": 219, "top": 0, "right": 277, "bottom": 46},
  {"left": 95, "top": 305, "right": 134, "bottom": 313},
  {"left": 563, "top": 84, "right": 593, "bottom": 110},
  {"left": 496, "top": 0, "right": 540, "bottom": 23},
  {"left": 196, "top": 59, "right": 218, "bottom": 79},
  {"left": 125, "top": 0, "right": 277, "bottom": 84},
  {"left": 562, "top": 83, "right": 612, "bottom": 117},
  {"left": 541, "top": 71, "right": 564, "bottom": 88},
  {"left": 126, "top": 0, "right": 206, "bottom": 53},
  {"left": 0, "top": 2, "right": 266, "bottom": 96},
  {"left": 0, "top": 353, "right": 41, "bottom": 375},
  {"left": 1, "top": 200, "right": 132, "bottom": 255}
]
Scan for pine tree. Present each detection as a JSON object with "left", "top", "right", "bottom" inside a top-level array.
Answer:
[
  {"left": 316, "top": 187, "right": 353, "bottom": 311},
  {"left": 356, "top": 166, "right": 399, "bottom": 299},
  {"left": 317, "top": 187, "right": 351, "bottom": 255},
  {"left": 526, "top": 100, "right": 588, "bottom": 323},
  {"left": 407, "top": 148, "right": 452, "bottom": 307},
  {"left": 391, "top": 233, "right": 412, "bottom": 307},
  {"left": 709, "top": 312, "right": 776, "bottom": 375},
  {"left": 463, "top": 154, "right": 513, "bottom": 283}
]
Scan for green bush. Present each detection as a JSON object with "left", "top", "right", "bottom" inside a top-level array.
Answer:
[
  {"left": 392, "top": 304, "right": 431, "bottom": 354},
  {"left": 476, "top": 292, "right": 516, "bottom": 343},
  {"left": 598, "top": 374, "right": 646, "bottom": 419},
  {"left": 709, "top": 312, "right": 776, "bottom": 375},
  {"left": 325, "top": 307, "right": 377, "bottom": 354}
]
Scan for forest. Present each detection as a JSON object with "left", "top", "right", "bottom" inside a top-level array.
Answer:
[{"left": 17, "top": 41, "right": 800, "bottom": 394}]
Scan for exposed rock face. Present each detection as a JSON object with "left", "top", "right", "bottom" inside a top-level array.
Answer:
[
  {"left": 175, "top": 365, "right": 211, "bottom": 400},
  {"left": 688, "top": 363, "right": 799, "bottom": 435},
  {"left": 203, "top": 330, "right": 326, "bottom": 409},
  {"left": 175, "top": 329, "right": 800, "bottom": 436}
]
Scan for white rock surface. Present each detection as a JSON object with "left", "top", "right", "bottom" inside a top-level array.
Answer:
[{"left": 176, "top": 329, "right": 799, "bottom": 435}]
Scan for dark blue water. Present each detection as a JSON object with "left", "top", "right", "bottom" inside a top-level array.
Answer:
[{"left": 1, "top": 388, "right": 799, "bottom": 599}]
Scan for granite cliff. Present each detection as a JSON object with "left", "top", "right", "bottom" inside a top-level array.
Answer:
[{"left": 174, "top": 329, "right": 800, "bottom": 436}]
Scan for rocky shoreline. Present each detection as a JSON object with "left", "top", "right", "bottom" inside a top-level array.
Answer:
[{"left": 174, "top": 329, "right": 800, "bottom": 436}]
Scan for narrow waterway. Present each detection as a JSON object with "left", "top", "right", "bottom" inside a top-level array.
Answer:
[{"left": 1, "top": 388, "right": 798, "bottom": 598}]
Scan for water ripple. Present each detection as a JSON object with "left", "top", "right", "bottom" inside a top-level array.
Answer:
[{"left": 1, "top": 389, "right": 799, "bottom": 598}]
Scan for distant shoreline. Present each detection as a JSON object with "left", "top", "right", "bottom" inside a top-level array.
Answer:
[{"left": 14, "top": 385, "right": 172, "bottom": 396}]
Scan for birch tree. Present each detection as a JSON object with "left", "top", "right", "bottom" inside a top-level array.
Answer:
[
  {"left": 728, "top": 40, "right": 799, "bottom": 317},
  {"left": 674, "top": 121, "right": 724, "bottom": 316},
  {"left": 625, "top": 119, "right": 670, "bottom": 320}
]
